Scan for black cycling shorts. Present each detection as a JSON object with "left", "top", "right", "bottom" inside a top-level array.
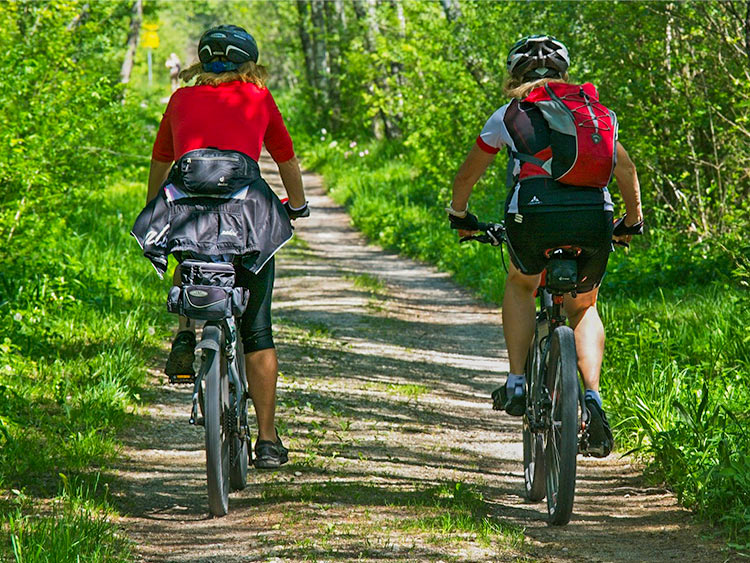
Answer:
[
  {"left": 235, "top": 257, "right": 275, "bottom": 353},
  {"left": 504, "top": 209, "right": 614, "bottom": 293}
]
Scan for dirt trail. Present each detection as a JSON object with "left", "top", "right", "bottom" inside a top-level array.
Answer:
[{"left": 114, "top": 157, "right": 731, "bottom": 562}]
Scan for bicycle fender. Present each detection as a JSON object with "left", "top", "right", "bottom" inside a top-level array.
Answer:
[{"left": 196, "top": 325, "right": 222, "bottom": 352}]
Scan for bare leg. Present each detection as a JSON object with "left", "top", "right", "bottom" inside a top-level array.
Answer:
[
  {"left": 245, "top": 348, "right": 279, "bottom": 442},
  {"left": 502, "top": 262, "right": 542, "bottom": 374},
  {"left": 563, "top": 288, "right": 604, "bottom": 392}
]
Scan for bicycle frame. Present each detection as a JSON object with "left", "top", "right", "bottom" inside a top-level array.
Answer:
[{"left": 527, "top": 279, "right": 588, "bottom": 436}]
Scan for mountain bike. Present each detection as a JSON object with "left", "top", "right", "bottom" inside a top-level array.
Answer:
[
  {"left": 460, "top": 222, "right": 595, "bottom": 526},
  {"left": 167, "top": 259, "right": 251, "bottom": 516}
]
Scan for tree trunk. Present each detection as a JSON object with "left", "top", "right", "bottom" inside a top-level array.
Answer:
[
  {"left": 353, "top": 0, "right": 394, "bottom": 139},
  {"left": 66, "top": 3, "right": 89, "bottom": 31},
  {"left": 439, "top": 0, "right": 486, "bottom": 88},
  {"left": 296, "top": 1, "right": 315, "bottom": 92},
  {"left": 119, "top": 0, "right": 142, "bottom": 84},
  {"left": 325, "top": 0, "right": 344, "bottom": 131},
  {"left": 439, "top": 0, "right": 462, "bottom": 22},
  {"left": 310, "top": 0, "right": 329, "bottom": 105}
]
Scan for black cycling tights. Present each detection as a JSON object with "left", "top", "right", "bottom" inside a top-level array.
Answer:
[{"left": 236, "top": 257, "right": 275, "bottom": 353}]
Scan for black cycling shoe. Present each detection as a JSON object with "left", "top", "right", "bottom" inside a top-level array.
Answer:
[
  {"left": 253, "top": 433, "right": 289, "bottom": 469},
  {"left": 585, "top": 397, "right": 614, "bottom": 458},
  {"left": 165, "top": 331, "right": 196, "bottom": 380},
  {"left": 491, "top": 379, "right": 526, "bottom": 417}
]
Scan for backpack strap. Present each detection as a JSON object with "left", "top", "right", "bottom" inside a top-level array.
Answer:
[
  {"left": 507, "top": 148, "right": 553, "bottom": 188},
  {"left": 511, "top": 150, "right": 548, "bottom": 168},
  {"left": 505, "top": 148, "right": 517, "bottom": 189}
]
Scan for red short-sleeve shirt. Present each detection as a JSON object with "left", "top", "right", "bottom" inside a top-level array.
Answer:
[{"left": 151, "top": 81, "right": 295, "bottom": 163}]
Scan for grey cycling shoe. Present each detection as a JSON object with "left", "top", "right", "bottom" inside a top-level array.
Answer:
[
  {"left": 585, "top": 398, "right": 614, "bottom": 458},
  {"left": 491, "top": 379, "right": 526, "bottom": 416},
  {"left": 253, "top": 433, "right": 289, "bottom": 469}
]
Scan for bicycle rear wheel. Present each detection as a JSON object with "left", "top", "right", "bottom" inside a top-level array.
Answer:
[
  {"left": 203, "top": 328, "right": 230, "bottom": 516},
  {"left": 544, "top": 326, "right": 579, "bottom": 525},
  {"left": 229, "top": 341, "right": 248, "bottom": 491},
  {"left": 523, "top": 329, "right": 545, "bottom": 501},
  {"left": 229, "top": 414, "right": 248, "bottom": 490}
]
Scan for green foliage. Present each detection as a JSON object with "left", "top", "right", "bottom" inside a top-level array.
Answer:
[
  {"left": 0, "top": 1, "right": 145, "bottom": 245},
  {"left": 0, "top": 3, "right": 171, "bottom": 558},
  {"left": 0, "top": 183, "right": 170, "bottom": 491}
]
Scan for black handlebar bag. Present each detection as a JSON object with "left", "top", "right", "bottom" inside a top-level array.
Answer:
[{"left": 170, "top": 148, "right": 261, "bottom": 196}]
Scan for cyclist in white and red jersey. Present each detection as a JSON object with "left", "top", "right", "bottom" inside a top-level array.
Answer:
[{"left": 447, "top": 35, "right": 644, "bottom": 457}]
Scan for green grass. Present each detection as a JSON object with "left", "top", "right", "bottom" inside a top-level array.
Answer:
[
  {"left": 259, "top": 480, "right": 526, "bottom": 554},
  {"left": 0, "top": 177, "right": 171, "bottom": 562},
  {"left": 363, "top": 381, "right": 430, "bottom": 404},
  {"left": 345, "top": 273, "right": 387, "bottom": 295},
  {"left": 3, "top": 474, "right": 132, "bottom": 563},
  {"left": 401, "top": 482, "right": 525, "bottom": 547}
]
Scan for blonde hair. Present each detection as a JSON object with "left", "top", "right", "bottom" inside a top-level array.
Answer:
[
  {"left": 503, "top": 72, "right": 569, "bottom": 99},
  {"left": 179, "top": 60, "right": 268, "bottom": 88}
]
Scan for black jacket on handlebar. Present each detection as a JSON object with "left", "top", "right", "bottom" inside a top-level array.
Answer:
[{"left": 131, "top": 177, "right": 293, "bottom": 278}]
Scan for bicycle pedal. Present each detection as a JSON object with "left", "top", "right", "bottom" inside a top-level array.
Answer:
[
  {"left": 189, "top": 416, "right": 205, "bottom": 426},
  {"left": 169, "top": 373, "right": 196, "bottom": 385},
  {"left": 490, "top": 386, "right": 505, "bottom": 411}
]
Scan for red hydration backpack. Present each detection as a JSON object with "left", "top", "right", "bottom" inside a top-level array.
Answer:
[{"left": 512, "top": 82, "right": 618, "bottom": 189}]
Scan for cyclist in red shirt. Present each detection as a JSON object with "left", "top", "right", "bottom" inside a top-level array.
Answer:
[
  {"left": 146, "top": 25, "right": 308, "bottom": 469},
  {"left": 448, "top": 36, "right": 643, "bottom": 457}
]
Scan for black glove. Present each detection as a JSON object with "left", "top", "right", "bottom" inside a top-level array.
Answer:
[
  {"left": 284, "top": 201, "right": 310, "bottom": 220},
  {"left": 448, "top": 211, "right": 479, "bottom": 231},
  {"left": 613, "top": 215, "right": 644, "bottom": 236}
]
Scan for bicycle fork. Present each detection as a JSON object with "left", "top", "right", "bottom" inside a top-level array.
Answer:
[{"left": 187, "top": 322, "right": 247, "bottom": 432}]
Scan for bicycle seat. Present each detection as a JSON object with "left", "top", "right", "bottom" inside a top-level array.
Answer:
[{"left": 544, "top": 245, "right": 582, "bottom": 259}]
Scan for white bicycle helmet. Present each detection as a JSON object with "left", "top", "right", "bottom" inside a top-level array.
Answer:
[{"left": 507, "top": 35, "right": 570, "bottom": 80}]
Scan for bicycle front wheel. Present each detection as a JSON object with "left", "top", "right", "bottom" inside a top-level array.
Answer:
[
  {"left": 544, "top": 326, "right": 579, "bottom": 526},
  {"left": 203, "top": 329, "right": 230, "bottom": 516}
]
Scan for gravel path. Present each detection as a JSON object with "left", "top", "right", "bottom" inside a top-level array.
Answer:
[{"left": 113, "top": 157, "right": 732, "bottom": 562}]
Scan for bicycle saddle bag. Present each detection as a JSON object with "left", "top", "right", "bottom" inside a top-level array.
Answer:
[
  {"left": 169, "top": 148, "right": 261, "bottom": 196},
  {"left": 166, "top": 261, "right": 249, "bottom": 320},
  {"left": 545, "top": 259, "right": 578, "bottom": 293}
]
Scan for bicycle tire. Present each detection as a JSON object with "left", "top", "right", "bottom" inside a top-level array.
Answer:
[
  {"left": 523, "top": 328, "right": 546, "bottom": 501},
  {"left": 229, "top": 335, "right": 248, "bottom": 491},
  {"left": 544, "top": 326, "right": 579, "bottom": 526},
  {"left": 203, "top": 327, "right": 230, "bottom": 516}
]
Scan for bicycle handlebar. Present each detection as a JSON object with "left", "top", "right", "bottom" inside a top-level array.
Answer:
[
  {"left": 457, "top": 220, "right": 638, "bottom": 249},
  {"left": 457, "top": 222, "right": 506, "bottom": 246}
]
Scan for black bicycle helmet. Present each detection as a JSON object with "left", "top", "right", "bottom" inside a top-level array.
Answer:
[
  {"left": 506, "top": 35, "right": 569, "bottom": 81},
  {"left": 198, "top": 25, "right": 258, "bottom": 73}
]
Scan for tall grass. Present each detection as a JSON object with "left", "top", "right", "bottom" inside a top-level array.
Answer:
[
  {"left": 601, "top": 288, "right": 750, "bottom": 546},
  {"left": 4, "top": 474, "right": 132, "bottom": 563}
]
